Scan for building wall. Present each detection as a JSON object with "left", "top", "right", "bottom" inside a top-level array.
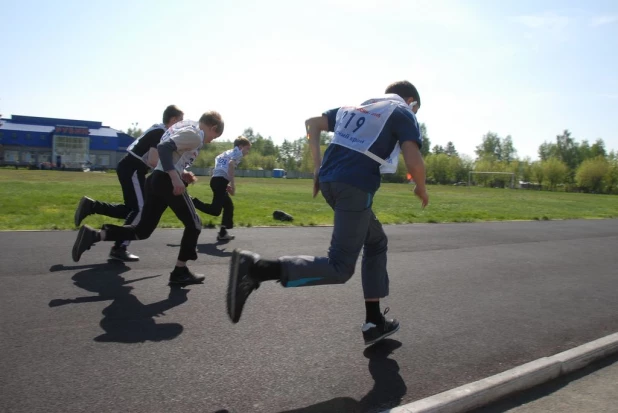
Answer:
[{"left": 0, "top": 115, "right": 135, "bottom": 169}]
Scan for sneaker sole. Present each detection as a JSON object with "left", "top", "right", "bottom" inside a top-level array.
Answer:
[
  {"left": 168, "top": 278, "right": 204, "bottom": 286},
  {"left": 227, "top": 249, "right": 241, "bottom": 323},
  {"left": 72, "top": 226, "right": 89, "bottom": 262},
  {"left": 74, "top": 197, "right": 90, "bottom": 227},
  {"left": 108, "top": 255, "right": 140, "bottom": 262},
  {"left": 364, "top": 323, "right": 401, "bottom": 346}
]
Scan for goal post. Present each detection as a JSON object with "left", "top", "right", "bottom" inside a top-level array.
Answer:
[{"left": 468, "top": 171, "right": 516, "bottom": 189}]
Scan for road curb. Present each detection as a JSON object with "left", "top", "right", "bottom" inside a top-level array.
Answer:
[{"left": 384, "top": 332, "right": 618, "bottom": 413}]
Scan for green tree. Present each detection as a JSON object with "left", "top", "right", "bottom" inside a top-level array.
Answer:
[
  {"left": 420, "top": 123, "right": 431, "bottom": 157},
  {"left": 432, "top": 145, "right": 445, "bottom": 155},
  {"left": 554, "top": 129, "right": 580, "bottom": 173},
  {"left": 519, "top": 157, "right": 534, "bottom": 183},
  {"left": 538, "top": 141, "right": 556, "bottom": 161},
  {"left": 262, "top": 137, "right": 278, "bottom": 157},
  {"left": 475, "top": 132, "right": 502, "bottom": 160},
  {"left": 320, "top": 131, "right": 333, "bottom": 145},
  {"left": 444, "top": 141, "right": 458, "bottom": 157},
  {"left": 590, "top": 139, "right": 607, "bottom": 158},
  {"left": 500, "top": 135, "right": 517, "bottom": 163},
  {"left": 126, "top": 125, "right": 143, "bottom": 138},
  {"left": 605, "top": 158, "right": 618, "bottom": 194},
  {"left": 576, "top": 157, "right": 610, "bottom": 193},
  {"left": 578, "top": 139, "right": 592, "bottom": 162},
  {"left": 542, "top": 158, "right": 569, "bottom": 190},
  {"left": 532, "top": 161, "right": 545, "bottom": 187},
  {"left": 425, "top": 153, "right": 451, "bottom": 184}
]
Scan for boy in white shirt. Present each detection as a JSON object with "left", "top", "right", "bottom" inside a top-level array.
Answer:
[
  {"left": 71, "top": 112, "right": 224, "bottom": 286},
  {"left": 193, "top": 137, "right": 251, "bottom": 241}
]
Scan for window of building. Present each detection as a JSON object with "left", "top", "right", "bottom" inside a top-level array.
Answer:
[
  {"left": 39, "top": 153, "right": 52, "bottom": 163},
  {"left": 12, "top": 132, "right": 17, "bottom": 139},
  {"left": 5, "top": 150, "right": 19, "bottom": 162},
  {"left": 26, "top": 133, "right": 31, "bottom": 140},
  {"left": 21, "top": 152, "right": 34, "bottom": 163},
  {"left": 98, "top": 155, "right": 110, "bottom": 166},
  {"left": 41, "top": 134, "right": 46, "bottom": 140},
  {"left": 53, "top": 135, "right": 90, "bottom": 168}
]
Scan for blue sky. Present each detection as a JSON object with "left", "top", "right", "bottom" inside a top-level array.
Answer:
[{"left": 1, "top": 0, "right": 617, "bottom": 159}]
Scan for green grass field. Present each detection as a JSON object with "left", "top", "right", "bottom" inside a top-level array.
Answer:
[{"left": 0, "top": 169, "right": 616, "bottom": 230}]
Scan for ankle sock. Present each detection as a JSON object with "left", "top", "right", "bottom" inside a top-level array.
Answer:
[
  {"left": 251, "top": 259, "right": 282, "bottom": 282},
  {"left": 365, "top": 301, "right": 382, "bottom": 324}
]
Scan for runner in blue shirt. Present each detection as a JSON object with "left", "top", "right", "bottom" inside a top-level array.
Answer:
[{"left": 226, "top": 81, "right": 429, "bottom": 345}]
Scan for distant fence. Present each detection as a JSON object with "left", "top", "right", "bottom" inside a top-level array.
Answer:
[{"left": 189, "top": 168, "right": 314, "bottom": 179}]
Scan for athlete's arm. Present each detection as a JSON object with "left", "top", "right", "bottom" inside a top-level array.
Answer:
[
  {"left": 140, "top": 129, "right": 165, "bottom": 168},
  {"left": 157, "top": 140, "right": 186, "bottom": 195},
  {"left": 401, "top": 141, "right": 428, "bottom": 208},
  {"left": 305, "top": 116, "right": 328, "bottom": 197},
  {"left": 146, "top": 147, "right": 159, "bottom": 168},
  {"left": 227, "top": 160, "right": 236, "bottom": 195}
]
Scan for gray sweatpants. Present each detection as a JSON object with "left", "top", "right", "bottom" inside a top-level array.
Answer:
[{"left": 279, "top": 182, "right": 389, "bottom": 299}]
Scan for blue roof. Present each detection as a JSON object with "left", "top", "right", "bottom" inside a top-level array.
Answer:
[
  {"left": 0, "top": 115, "right": 133, "bottom": 153},
  {"left": 1, "top": 115, "right": 124, "bottom": 137},
  {"left": 10, "top": 115, "right": 103, "bottom": 129},
  {"left": 89, "top": 127, "right": 119, "bottom": 137},
  {"left": 0, "top": 123, "right": 54, "bottom": 133}
]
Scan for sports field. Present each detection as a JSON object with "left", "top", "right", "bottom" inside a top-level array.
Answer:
[{"left": 0, "top": 169, "right": 616, "bottom": 230}]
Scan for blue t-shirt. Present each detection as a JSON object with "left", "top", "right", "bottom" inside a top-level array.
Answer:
[{"left": 318, "top": 105, "right": 422, "bottom": 194}]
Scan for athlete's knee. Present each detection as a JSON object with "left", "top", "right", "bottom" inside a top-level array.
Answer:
[
  {"left": 364, "top": 235, "right": 388, "bottom": 257},
  {"left": 335, "top": 269, "right": 354, "bottom": 284},
  {"left": 134, "top": 223, "right": 156, "bottom": 240},
  {"left": 331, "top": 261, "right": 355, "bottom": 284},
  {"left": 184, "top": 224, "right": 201, "bottom": 236}
]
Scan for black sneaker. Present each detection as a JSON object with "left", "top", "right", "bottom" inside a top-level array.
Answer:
[
  {"left": 109, "top": 246, "right": 139, "bottom": 262},
  {"left": 72, "top": 225, "right": 98, "bottom": 262},
  {"left": 227, "top": 249, "right": 261, "bottom": 323},
  {"left": 362, "top": 308, "right": 400, "bottom": 346},
  {"left": 168, "top": 266, "right": 205, "bottom": 286},
  {"left": 74, "top": 196, "right": 94, "bottom": 227},
  {"left": 217, "top": 232, "right": 235, "bottom": 241}
]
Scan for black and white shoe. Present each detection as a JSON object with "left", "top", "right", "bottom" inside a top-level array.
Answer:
[
  {"left": 227, "top": 249, "right": 261, "bottom": 323},
  {"left": 72, "top": 225, "right": 98, "bottom": 262},
  {"left": 362, "top": 308, "right": 400, "bottom": 346},
  {"left": 74, "top": 196, "right": 94, "bottom": 227},
  {"left": 217, "top": 232, "right": 235, "bottom": 241},
  {"left": 109, "top": 246, "right": 139, "bottom": 262},
  {"left": 168, "top": 266, "right": 205, "bottom": 286}
]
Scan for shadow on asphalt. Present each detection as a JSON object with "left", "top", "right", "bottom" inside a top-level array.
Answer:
[
  {"left": 264, "top": 339, "right": 407, "bottom": 413},
  {"left": 166, "top": 242, "right": 234, "bottom": 257},
  {"left": 48, "top": 260, "right": 190, "bottom": 343}
]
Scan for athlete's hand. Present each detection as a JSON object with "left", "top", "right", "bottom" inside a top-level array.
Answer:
[
  {"left": 181, "top": 171, "right": 197, "bottom": 184},
  {"left": 414, "top": 185, "right": 429, "bottom": 208},
  {"left": 171, "top": 174, "right": 186, "bottom": 196},
  {"left": 227, "top": 184, "right": 235, "bottom": 196}
]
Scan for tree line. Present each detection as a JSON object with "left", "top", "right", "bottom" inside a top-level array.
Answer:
[{"left": 126, "top": 124, "right": 617, "bottom": 195}]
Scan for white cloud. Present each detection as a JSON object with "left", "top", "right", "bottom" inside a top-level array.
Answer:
[{"left": 590, "top": 15, "right": 618, "bottom": 27}]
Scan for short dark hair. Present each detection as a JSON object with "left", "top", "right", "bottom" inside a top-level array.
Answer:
[
  {"left": 162, "top": 105, "right": 184, "bottom": 125},
  {"left": 199, "top": 111, "right": 224, "bottom": 134},
  {"left": 234, "top": 136, "right": 251, "bottom": 148},
  {"left": 385, "top": 81, "right": 421, "bottom": 108}
]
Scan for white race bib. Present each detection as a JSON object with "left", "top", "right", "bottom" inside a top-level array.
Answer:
[
  {"left": 156, "top": 120, "right": 203, "bottom": 173},
  {"left": 331, "top": 94, "right": 411, "bottom": 174}
]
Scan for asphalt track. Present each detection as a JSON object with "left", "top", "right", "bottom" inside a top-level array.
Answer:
[{"left": 1, "top": 219, "right": 618, "bottom": 413}]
